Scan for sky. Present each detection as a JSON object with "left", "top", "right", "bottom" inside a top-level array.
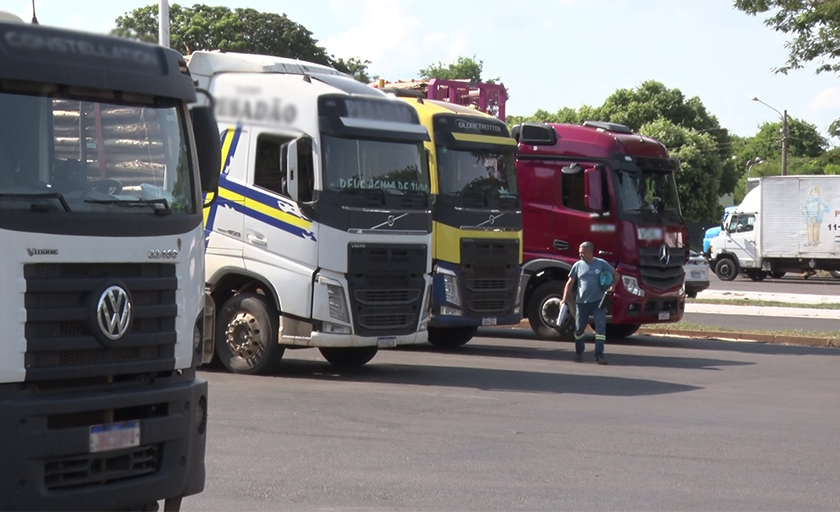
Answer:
[{"left": 7, "top": 0, "right": 840, "bottom": 146}]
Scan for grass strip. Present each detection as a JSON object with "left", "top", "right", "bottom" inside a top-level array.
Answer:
[
  {"left": 647, "top": 320, "right": 840, "bottom": 339},
  {"left": 688, "top": 298, "right": 840, "bottom": 310}
]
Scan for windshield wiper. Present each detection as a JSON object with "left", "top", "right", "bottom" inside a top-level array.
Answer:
[
  {"left": 85, "top": 198, "right": 172, "bottom": 215},
  {"left": 0, "top": 192, "right": 71, "bottom": 212}
]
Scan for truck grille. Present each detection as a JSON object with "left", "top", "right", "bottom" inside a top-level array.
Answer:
[
  {"left": 638, "top": 247, "right": 686, "bottom": 290},
  {"left": 24, "top": 263, "right": 177, "bottom": 382},
  {"left": 44, "top": 445, "right": 160, "bottom": 490},
  {"left": 460, "top": 239, "right": 520, "bottom": 317},
  {"left": 347, "top": 244, "right": 427, "bottom": 337}
]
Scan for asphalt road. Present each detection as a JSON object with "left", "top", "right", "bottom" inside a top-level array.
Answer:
[
  {"left": 185, "top": 333, "right": 840, "bottom": 511},
  {"left": 707, "top": 272, "right": 840, "bottom": 295}
]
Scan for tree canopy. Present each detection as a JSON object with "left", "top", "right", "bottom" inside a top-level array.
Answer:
[
  {"left": 112, "top": 3, "right": 372, "bottom": 82},
  {"left": 733, "top": 0, "right": 840, "bottom": 75},
  {"left": 419, "top": 55, "right": 500, "bottom": 84}
]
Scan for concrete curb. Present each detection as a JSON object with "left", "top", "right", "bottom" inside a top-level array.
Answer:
[
  {"left": 635, "top": 327, "right": 839, "bottom": 348},
  {"left": 504, "top": 322, "right": 839, "bottom": 348}
]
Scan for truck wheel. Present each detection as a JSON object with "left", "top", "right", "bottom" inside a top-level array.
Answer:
[
  {"left": 606, "top": 323, "right": 640, "bottom": 340},
  {"left": 428, "top": 327, "right": 478, "bottom": 349},
  {"left": 215, "top": 293, "right": 283, "bottom": 375},
  {"left": 714, "top": 257, "right": 738, "bottom": 281},
  {"left": 527, "top": 281, "right": 574, "bottom": 341},
  {"left": 319, "top": 347, "right": 378, "bottom": 368},
  {"left": 830, "top": 270, "right": 840, "bottom": 279},
  {"left": 746, "top": 270, "right": 767, "bottom": 282}
]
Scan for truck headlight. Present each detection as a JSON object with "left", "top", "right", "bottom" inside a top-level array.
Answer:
[
  {"left": 435, "top": 265, "right": 461, "bottom": 307},
  {"left": 622, "top": 275, "right": 645, "bottom": 297},
  {"left": 317, "top": 275, "right": 350, "bottom": 324},
  {"left": 679, "top": 283, "right": 686, "bottom": 297}
]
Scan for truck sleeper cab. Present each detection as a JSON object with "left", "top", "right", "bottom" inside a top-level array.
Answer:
[
  {"left": 0, "top": 16, "right": 220, "bottom": 511},
  {"left": 396, "top": 97, "right": 523, "bottom": 348},
  {"left": 513, "top": 121, "right": 687, "bottom": 340},
  {"left": 189, "top": 52, "right": 434, "bottom": 373}
]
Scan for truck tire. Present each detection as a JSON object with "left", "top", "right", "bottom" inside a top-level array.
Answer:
[
  {"left": 215, "top": 293, "right": 284, "bottom": 375},
  {"left": 714, "top": 257, "right": 738, "bottom": 281},
  {"left": 606, "top": 323, "right": 640, "bottom": 340},
  {"left": 319, "top": 347, "right": 378, "bottom": 368},
  {"left": 527, "top": 281, "right": 574, "bottom": 341},
  {"left": 428, "top": 326, "right": 478, "bottom": 349},
  {"left": 746, "top": 270, "right": 768, "bottom": 282},
  {"left": 830, "top": 270, "right": 840, "bottom": 279}
]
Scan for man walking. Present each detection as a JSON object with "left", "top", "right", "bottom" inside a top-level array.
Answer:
[{"left": 562, "top": 242, "right": 620, "bottom": 364}]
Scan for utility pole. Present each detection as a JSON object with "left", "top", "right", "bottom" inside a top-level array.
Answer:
[
  {"left": 159, "top": 0, "right": 170, "bottom": 48},
  {"left": 781, "top": 110, "right": 788, "bottom": 176}
]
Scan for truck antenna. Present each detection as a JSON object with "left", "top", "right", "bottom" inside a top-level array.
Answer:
[{"left": 31, "top": 0, "right": 39, "bottom": 24}]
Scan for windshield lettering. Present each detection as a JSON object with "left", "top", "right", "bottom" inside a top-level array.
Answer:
[{"left": 323, "top": 135, "right": 430, "bottom": 195}]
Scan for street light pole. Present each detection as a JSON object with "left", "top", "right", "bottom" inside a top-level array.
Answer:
[{"left": 750, "top": 96, "right": 788, "bottom": 176}]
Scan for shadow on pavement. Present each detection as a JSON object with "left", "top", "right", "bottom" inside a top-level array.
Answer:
[
  {"left": 261, "top": 360, "right": 701, "bottom": 398},
  {"left": 399, "top": 342, "right": 751, "bottom": 370},
  {"left": 476, "top": 328, "right": 840, "bottom": 357}
]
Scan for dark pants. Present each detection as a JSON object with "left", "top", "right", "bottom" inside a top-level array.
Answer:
[{"left": 574, "top": 300, "right": 606, "bottom": 358}]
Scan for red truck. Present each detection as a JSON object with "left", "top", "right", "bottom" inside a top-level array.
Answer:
[{"left": 511, "top": 121, "right": 687, "bottom": 340}]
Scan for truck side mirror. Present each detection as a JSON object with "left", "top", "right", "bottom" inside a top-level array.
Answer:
[
  {"left": 584, "top": 167, "right": 603, "bottom": 211},
  {"left": 286, "top": 138, "right": 299, "bottom": 201},
  {"left": 191, "top": 106, "right": 221, "bottom": 200}
]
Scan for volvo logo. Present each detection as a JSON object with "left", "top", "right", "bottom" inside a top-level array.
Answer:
[
  {"left": 659, "top": 244, "right": 671, "bottom": 266},
  {"left": 96, "top": 285, "right": 132, "bottom": 340}
]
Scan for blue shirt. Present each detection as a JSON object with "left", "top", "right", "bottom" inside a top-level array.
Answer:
[{"left": 570, "top": 258, "right": 615, "bottom": 304}]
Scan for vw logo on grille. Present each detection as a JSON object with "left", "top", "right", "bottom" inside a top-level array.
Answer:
[
  {"left": 659, "top": 244, "right": 671, "bottom": 266},
  {"left": 97, "top": 285, "right": 132, "bottom": 340}
]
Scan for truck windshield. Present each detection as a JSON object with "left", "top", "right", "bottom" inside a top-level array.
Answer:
[
  {"left": 614, "top": 169, "right": 681, "bottom": 216},
  {"left": 322, "top": 135, "right": 430, "bottom": 195},
  {"left": 0, "top": 90, "right": 193, "bottom": 214},
  {"left": 436, "top": 147, "right": 517, "bottom": 198}
]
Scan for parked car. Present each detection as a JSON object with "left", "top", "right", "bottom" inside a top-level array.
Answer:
[{"left": 684, "top": 250, "right": 710, "bottom": 298}]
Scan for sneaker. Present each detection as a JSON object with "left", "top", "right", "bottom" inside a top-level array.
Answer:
[
  {"left": 574, "top": 354, "right": 583, "bottom": 363},
  {"left": 595, "top": 357, "right": 608, "bottom": 365}
]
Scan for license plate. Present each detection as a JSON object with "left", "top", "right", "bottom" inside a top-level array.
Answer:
[
  {"left": 481, "top": 317, "right": 497, "bottom": 326},
  {"left": 658, "top": 311, "right": 671, "bottom": 321},
  {"left": 377, "top": 336, "right": 397, "bottom": 348},
  {"left": 691, "top": 271, "right": 703, "bottom": 279},
  {"left": 89, "top": 420, "right": 140, "bottom": 453}
]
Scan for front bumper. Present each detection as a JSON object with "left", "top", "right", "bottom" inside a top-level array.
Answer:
[
  {"left": 0, "top": 377, "right": 207, "bottom": 511},
  {"left": 609, "top": 290, "right": 685, "bottom": 324},
  {"left": 685, "top": 280, "right": 710, "bottom": 295},
  {"left": 310, "top": 330, "right": 428, "bottom": 348}
]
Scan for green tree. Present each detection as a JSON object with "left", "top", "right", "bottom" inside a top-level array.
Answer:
[
  {"left": 419, "top": 55, "right": 500, "bottom": 83},
  {"left": 733, "top": 0, "right": 840, "bottom": 75},
  {"left": 642, "top": 119, "right": 725, "bottom": 222},
  {"left": 112, "top": 4, "right": 372, "bottom": 82}
]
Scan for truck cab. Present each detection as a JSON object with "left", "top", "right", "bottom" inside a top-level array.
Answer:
[
  {"left": 513, "top": 121, "right": 687, "bottom": 340},
  {"left": 0, "top": 14, "right": 219, "bottom": 511},
  {"left": 188, "top": 52, "right": 434, "bottom": 372},
  {"left": 374, "top": 79, "right": 523, "bottom": 348}
]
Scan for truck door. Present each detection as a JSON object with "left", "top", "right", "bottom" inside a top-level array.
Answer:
[
  {"left": 242, "top": 129, "right": 318, "bottom": 319},
  {"left": 555, "top": 164, "right": 618, "bottom": 265},
  {"left": 725, "top": 213, "right": 757, "bottom": 267}
]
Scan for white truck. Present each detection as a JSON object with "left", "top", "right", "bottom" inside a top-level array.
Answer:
[
  {"left": 187, "top": 52, "right": 434, "bottom": 373},
  {"left": 709, "top": 175, "right": 840, "bottom": 281},
  {"left": 0, "top": 13, "right": 220, "bottom": 511}
]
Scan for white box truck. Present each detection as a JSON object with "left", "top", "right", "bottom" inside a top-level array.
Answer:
[{"left": 709, "top": 175, "right": 840, "bottom": 281}]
